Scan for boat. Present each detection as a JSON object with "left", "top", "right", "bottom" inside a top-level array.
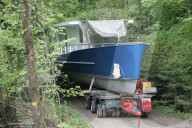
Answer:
[{"left": 55, "top": 20, "right": 149, "bottom": 95}]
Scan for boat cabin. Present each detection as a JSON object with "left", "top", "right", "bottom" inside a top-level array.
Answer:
[{"left": 56, "top": 20, "right": 134, "bottom": 54}]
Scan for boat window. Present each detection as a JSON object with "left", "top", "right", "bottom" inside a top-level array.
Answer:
[
  {"left": 58, "top": 28, "right": 67, "bottom": 42},
  {"left": 55, "top": 27, "right": 67, "bottom": 42}
]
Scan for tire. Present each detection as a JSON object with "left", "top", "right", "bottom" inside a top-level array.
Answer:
[
  {"left": 112, "top": 110, "right": 116, "bottom": 117},
  {"left": 97, "top": 104, "right": 102, "bottom": 118},
  {"left": 141, "top": 112, "right": 148, "bottom": 118},
  {"left": 116, "top": 109, "right": 121, "bottom": 117},
  {"left": 102, "top": 104, "right": 107, "bottom": 117},
  {"left": 85, "top": 97, "right": 91, "bottom": 109},
  {"left": 91, "top": 100, "right": 97, "bottom": 113}
]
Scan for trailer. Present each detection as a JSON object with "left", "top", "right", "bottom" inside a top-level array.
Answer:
[{"left": 83, "top": 79, "right": 157, "bottom": 118}]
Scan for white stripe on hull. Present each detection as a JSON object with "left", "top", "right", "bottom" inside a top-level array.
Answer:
[{"left": 68, "top": 73, "right": 137, "bottom": 95}]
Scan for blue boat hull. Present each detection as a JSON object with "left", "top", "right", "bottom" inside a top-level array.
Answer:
[{"left": 56, "top": 43, "right": 149, "bottom": 95}]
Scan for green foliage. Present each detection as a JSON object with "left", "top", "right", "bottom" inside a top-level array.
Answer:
[
  {"left": 57, "top": 105, "right": 92, "bottom": 128},
  {"left": 153, "top": 101, "right": 192, "bottom": 119},
  {"left": 0, "top": 0, "right": 86, "bottom": 127},
  {"left": 1, "top": 0, "right": 192, "bottom": 126},
  {"left": 159, "top": 0, "right": 192, "bottom": 30},
  {"left": 139, "top": 0, "right": 192, "bottom": 114},
  {"left": 143, "top": 20, "right": 192, "bottom": 113}
]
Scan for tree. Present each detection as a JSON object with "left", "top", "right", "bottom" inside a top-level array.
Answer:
[{"left": 22, "top": 0, "right": 45, "bottom": 127}]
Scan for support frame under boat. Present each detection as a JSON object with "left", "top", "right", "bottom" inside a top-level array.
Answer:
[
  {"left": 83, "top": 78, "right": 154, "bottom": 118},
  {"left": 83, "top": 89, "right": 154, "bottom": 118}
]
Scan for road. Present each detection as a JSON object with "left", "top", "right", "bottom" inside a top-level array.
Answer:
[{"left": 66, "top": 97, "right": 192, "bottom": 128}]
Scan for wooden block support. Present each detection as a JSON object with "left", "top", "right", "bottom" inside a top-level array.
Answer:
[{"left": 88, "top": 77, "right": 95, "bottom": 92}]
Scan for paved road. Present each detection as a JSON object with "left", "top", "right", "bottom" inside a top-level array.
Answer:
[{"left": 66, "top": 97, "right": 191, "bottom": 128}]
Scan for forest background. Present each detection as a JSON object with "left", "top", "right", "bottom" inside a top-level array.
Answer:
[{"left": 0, "top": 0, "right": 192, "bottom": 127}]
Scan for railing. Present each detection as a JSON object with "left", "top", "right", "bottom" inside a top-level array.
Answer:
[
  {"left": 62, "top": 43, "right": 117, "bottom": 54},
  {"left": 62, "top": 42, "right": 148, "bottom": 54}
]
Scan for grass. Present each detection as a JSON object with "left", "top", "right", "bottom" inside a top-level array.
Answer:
[
  {"left": 57, "top": 104, "right": 93, "bottom": 128},
  {"left": 152, "top": 101, "right": 192, "bottom": 120}
]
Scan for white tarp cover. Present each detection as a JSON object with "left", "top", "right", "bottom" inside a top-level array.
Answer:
[{"left": 79, "top": 20, "right": 129, "bottom": 44}]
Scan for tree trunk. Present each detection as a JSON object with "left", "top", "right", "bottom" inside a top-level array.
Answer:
[
  {"left": 174, "top": 89, "right": 177, "bottom": 110},
  {"left": 125, "top": 0, "right": 128, "bottom": 9},
  {"left": 0, "top": 20, "right": 2, "bottom": 64},
  {"left": 138, "top": 0, "right": 143, "bottom": 32},
  {"left": 22, "top": 0, "right": 45, "bottom": 127},
  {"left": 79, "top": 0, "right": 82, "bottom": 12},
  {"left": 84, "top": 0, "right": 86, "bottom": 11}
]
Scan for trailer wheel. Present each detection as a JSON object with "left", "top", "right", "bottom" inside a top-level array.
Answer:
[
  {"left": 116, "top": 109, "right": 121, "bottom": 117},
  {"left": 141, "top": 112, "right": 148, "bottom": 118},
  {"left": 91, "top": 100, "right": 97, "bottom": 113},
  {"left": 112, "top": 110, "right": 116, "bottom": 117},
  {"left": 102, "top": 104, "right": 107, "bottom": 117},
  {"left": 97, "top": 104, "right": 102, "bottom": 118},
  {"left": 85, "top": 97, "right": 91, "bottom": 109}
]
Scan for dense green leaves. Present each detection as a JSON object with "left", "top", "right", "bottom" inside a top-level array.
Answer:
[
  {"left": 141, "top": 20, "right": 192, "bottom": 113},
  {"left": 0, "top": 0, "right": 192, "bottom": 126}
]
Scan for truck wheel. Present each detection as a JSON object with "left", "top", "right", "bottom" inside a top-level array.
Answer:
[
  {"left": 85, "top": 97, "right": 91, "bottom": 109},
  {"left": 102, "top": 104, "right": 107, "bottom": 117},
  {"left": 112, "top": 110, "right": 116, "bottom": 117},
  {"left": 116, "top": 109, "right": 121, "bottom": 117},
  {"left": 97, "top": 104, "right": 102, "bottom": 118},
  {"left": 141, "top": 112, "right": 148, "bottom": 118},
  {"left": 91, "top": 100, "right": 97, "bottom": 113}
]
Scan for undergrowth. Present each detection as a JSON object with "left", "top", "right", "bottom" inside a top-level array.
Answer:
[
  {"left": 153, "top": 101, "right": 192, "bottom": 119},
  {"left": 57, "top": 104, "right": 92, "bottom": 128}
]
